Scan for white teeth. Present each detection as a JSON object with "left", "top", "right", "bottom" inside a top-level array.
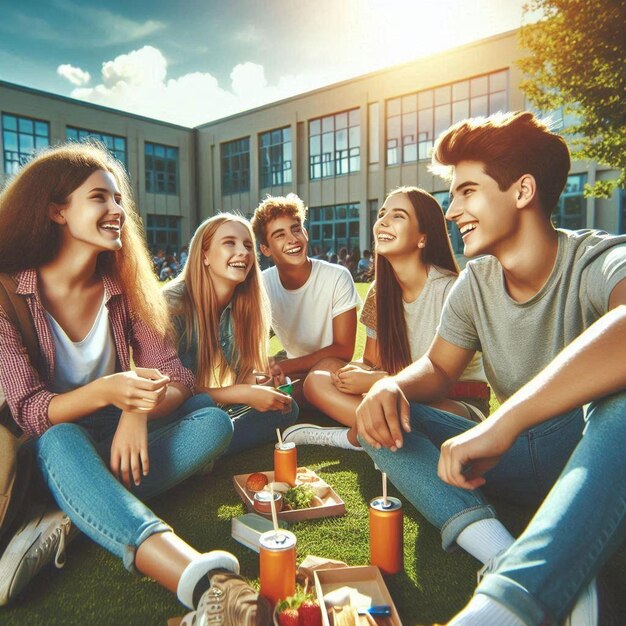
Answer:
[
  {"left": 377, "top": 233, "right": 395, "bottom": 241},
  {"left": 285, "top": 247, "right": 302, "bottom": 255},
  {"left": 100, "top": 224, "right": 119, "bottom": 231},
  {"left": 460, "top": 223, "right": 478, "bottom": 235},
  {"left": 229, "top": 262, "right": 246, "bottom": 268}
]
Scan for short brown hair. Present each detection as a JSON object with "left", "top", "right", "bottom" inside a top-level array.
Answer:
[
  {"left": 251, "top": 193, "right": 307, "bottom": 245},
  {"left": 431, "top": 111, "right": 570, "bottom": 216}
]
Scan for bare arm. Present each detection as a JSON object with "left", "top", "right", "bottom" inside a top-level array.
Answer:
[
  {"left": 198, "top": 383, "right": 292, "bottom": 413},
  {"left": 48, "top": 368, "right": 171, "bottom": 425},
  {"left": 439, "top": 299, "right": 626, "bottom": 490},
  {"left": 274, "top": 308, "right": 357, "bottom": 377},
  {"left": 356, "top": 336, "right": 475, "bottom": 450}
]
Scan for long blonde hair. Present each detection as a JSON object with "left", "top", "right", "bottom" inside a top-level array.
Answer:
[
  {"left": 167, "top": 214, "right": 270, "bottom": 387},
  {"left": 0, "top": 142, "right": 169, "bottom": 336}
]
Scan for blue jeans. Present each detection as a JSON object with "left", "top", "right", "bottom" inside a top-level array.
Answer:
[
  {"left": 361, "top": 395, "right": 626, "bottom": 624},
  {"left": 222, "top": 401, "right": 299, "bottom": 456},
  {"left": 35, "top": 394, "right": 233, "bottom": 573}
]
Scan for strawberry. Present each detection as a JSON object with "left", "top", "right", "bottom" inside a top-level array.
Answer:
[
  {"left": 278, "top": 607, "right": 300, "bottom": 626},
  {"left": 298, "top": 598, "right": 323, "bottom": 626}
]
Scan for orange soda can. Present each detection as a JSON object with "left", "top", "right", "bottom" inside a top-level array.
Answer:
[
  {"left": 274, "top": 442, "right": 297, "bottom": 486},
  {"left": 259, "top": 530, "right": 297, "bottom": 606},
  {"left": 369, "top": 496, "right": 403, "bottom": 574}
]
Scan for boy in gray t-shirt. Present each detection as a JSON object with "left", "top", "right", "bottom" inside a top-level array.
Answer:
[{"left": 356, "top": 112, "right": 626, "bottom": 626}]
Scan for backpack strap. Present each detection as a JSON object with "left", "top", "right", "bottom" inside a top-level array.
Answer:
[
  {"left": 0, "top": 273, "right": 40, "bottom": 369},
  {"left": 0, "top": 273, "right": 41, "bottom": 434}
]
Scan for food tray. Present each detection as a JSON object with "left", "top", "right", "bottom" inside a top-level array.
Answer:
[
  {"left": 232, "top": 468, "right": 346, "bottom": 522},
  {"left": 314, "top": 566, "right": 402, "bottom": 626}
]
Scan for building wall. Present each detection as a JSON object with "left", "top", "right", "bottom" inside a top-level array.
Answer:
[
  {"left": 0, "top": 81, "right": 197, "bottom": 249},
  {"left": 1, "top": 28, "right": 623, "bottom": 260},
  {"left": 196, "top": 29, "right": 623, "bottom": 252}
]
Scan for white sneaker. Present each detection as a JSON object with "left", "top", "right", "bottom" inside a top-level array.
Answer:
[
  {"left": 0, "top": 504, "right": 74, "bottom": 606},
  {"left": 282, "top": 424, "right": 362, "bottom": 450}
]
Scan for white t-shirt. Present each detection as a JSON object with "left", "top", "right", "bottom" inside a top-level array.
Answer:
[
  {"left": 46, "top": 297, "right": 116, "bottom": 393},
  {"left": 263, "top": 259, "right": 361, "bottom": 358}
]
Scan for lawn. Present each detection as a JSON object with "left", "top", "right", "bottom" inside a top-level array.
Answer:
[{"left": 2, "top": 283, "right": 623, "bottom": 624}]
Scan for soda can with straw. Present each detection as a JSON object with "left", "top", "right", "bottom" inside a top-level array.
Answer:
[
  {"left": 259, "top": 485, "right": 297, "bottom": 605},
  {"left": 369, "top": 472, "right": 403, "bottom": 574},
  {"left": 274, "top": 428, "right": 297, "bottom": 486}
]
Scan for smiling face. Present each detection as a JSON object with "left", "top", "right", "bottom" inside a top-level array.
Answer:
[
  {"left": 373, "top": 192, "right": 424, "bottom": 259},
  {"left": 446, "top": 160, "right": 520, "bottom": 258},
  {"left": 260, "top": 214, "right": 309, "bottom": 268},
  {"left": 203, "top": 220, "right": 254, "bottom": 288},
  {"left": 52, "top": 169, "right": 126, "bottom": 252}
]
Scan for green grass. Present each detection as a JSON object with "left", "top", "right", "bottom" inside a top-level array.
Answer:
[{"left": 2, "top": 283, "right": 624, "bottom": 624}]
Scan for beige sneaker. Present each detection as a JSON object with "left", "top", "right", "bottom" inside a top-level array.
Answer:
[
  {"left": 0, "top": 503, "right": 74, "bottom": 606},
  {"left": 181, "top": 570, "right": 273, "bottom": 626}
]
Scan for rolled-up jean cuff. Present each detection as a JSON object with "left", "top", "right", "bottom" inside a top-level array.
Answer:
[
  {"left": 441, "top": 504, "right": 497, "bottom": 551},
  {"left": 477, "top": 573, "right": 552, "bottom": 626},
  {"left": 123, "top": 520, "right": 172, "bottom": 574}
]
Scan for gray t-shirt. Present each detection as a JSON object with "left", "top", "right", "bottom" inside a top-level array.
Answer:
[
  {"left": 438, "top": 229, "right": 626, "bottom": 403},
  {"left": 362, "top": 266, "right": 486, "bottom": 382}
]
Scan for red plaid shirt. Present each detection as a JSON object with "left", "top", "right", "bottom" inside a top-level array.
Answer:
[{"left": 0, "top": 269, "right": 195, "bottom": 437}]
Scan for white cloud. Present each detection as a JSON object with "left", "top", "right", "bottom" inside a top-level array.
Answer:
[
  {"left": 57, "top": 64, "right": 91, "bottom": 86},
  {"left": 65, "top": 46, "right": 332, "bottom": 126}
]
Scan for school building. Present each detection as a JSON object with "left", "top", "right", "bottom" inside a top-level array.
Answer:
[{"left": 1, "top": 29, "right": 624, "bottom": 257}]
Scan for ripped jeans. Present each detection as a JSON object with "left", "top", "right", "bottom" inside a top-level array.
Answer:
[{"left": 35, "top": 394, "right": 233, "bottom": 572}]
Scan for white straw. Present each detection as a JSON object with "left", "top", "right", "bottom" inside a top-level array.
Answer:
[
  {"left": 270, "top": 485, "right": 279, "bottom": 536},
  {"left": 276, "top": 428, "right": 283, "bottom": 447},
  {"left": 382, "top": 472, "right": 388, "bottom": 507}
]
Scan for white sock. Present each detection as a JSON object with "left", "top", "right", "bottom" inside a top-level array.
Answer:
[
  {"left": 564, "top": 578, "right": 598, "bottom": 626},
  {"left": 176, "top": 550, "right": 239, "bottom": 609},
  {"left": 449, "top": 593, "right": 524, "bottom": 626},
  {"left": 456, "top": 518, "right": 515, "bottom": 565},
  {"left": 337, "top": 428, "right": 363, "bottom": 451}
]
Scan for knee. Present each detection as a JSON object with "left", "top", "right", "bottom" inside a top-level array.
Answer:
[
  {"left": 182, "top": 392, "right": 217, "bottom": 413},
  {"left": 310, "top": 357, "right": 346, "bottom": 374},
  {"left": 303, "top": 369, "right": 329, "bottom": 403},
  {"left": 38, "top": 422, "right": 84, "bottom": 452},
  {"left": 203, "top": 407, "right": 235, "bottom": 444}
]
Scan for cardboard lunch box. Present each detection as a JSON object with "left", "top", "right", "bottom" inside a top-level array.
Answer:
[
  {"left": 232, "top": 469, "right": 346, "bottom": 522},
  {"left": 314, "top": 566, "right": 403, "bottom": 626}
]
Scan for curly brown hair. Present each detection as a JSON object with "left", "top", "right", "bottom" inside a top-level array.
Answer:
[{"left": 251, "top": 193, "right": 308, "bottom": 245}]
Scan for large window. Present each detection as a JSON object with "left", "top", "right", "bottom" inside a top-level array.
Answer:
[
  {"left": 259, "top": 127, "right": 292, "bottom": 188},
  {"left": 386, "top": 70, "right": 508, "bottom": 165},
  {"left": 553, "top": 174, "right": 587, "bottom": 230},
  {"left": 433, "top": 191, "right": 463, "bottom": 254},
  {"left": 146, "top": 214, "right": 181, "bottom": 252},
  {"left": 2, "top": 113, "right": 50, "bottom": 175},
  {"left": 66, "top": 126, "right": 127, "bottom": 167},
  {"left": 307, "top": 203, "right": 360, "bottom": 253},
  {"left": 221, "top": 137, "right": 250, "bottom": 194},
  {"left": 309, "top": 109, "right": 360, "bottom": 179},
  {"left": 145, "top": 142, "right": 179, "bottom": 195}
]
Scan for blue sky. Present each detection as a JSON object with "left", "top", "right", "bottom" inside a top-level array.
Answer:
[{"left": 0, "top": 0, "right": 534, "bottom": 126}]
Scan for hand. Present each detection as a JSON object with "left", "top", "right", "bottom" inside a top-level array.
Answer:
[
  {"left": 110, "top": 412, "right": 149, "bottom": 488},
  {"left": 100, "top": 368, "right": 169, "bottom": 413},
  {"left": 437, "top": 418, "right": 517, "bottom": 490},
  {"left": 332, "top": 364, "right": 381, "bottom": 395},
  {"left": 356, "top": 377, "right": 410, "bottom": 451},
  {"left": 245, "top": 385, "right": 292, "bottom": 413},
  {"left": 268, "top": 358, "right": 287, "bottom": 386}
]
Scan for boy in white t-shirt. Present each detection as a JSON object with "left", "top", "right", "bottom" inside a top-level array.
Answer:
[{"left": 251, "top": 194, "right": 360, "bottom": 386}]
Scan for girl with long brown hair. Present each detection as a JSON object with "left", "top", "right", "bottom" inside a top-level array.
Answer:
[
  {"left": 283, "top": 186, "right": 488, "bottom": 449},
  {"left": 164, "top": 214, "right": 298, "bottom": 456},
  {"left": 0, "top": 143, "right": 270, "bottom": 623}
]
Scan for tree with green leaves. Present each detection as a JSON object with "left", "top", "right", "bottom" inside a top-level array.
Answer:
[{"left": 519, "top": 0, "right": 626, "bottom": 197}]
